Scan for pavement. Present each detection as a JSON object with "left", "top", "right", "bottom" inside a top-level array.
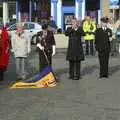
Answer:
[{"left": 1, "top": 47, "right": 120, "bottom": 120}]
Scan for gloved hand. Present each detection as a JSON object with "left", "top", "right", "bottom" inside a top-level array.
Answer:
[
  {"left": 52, "top": 45, "right": 56, "bottom": 56},
  {"left": 37, "top": 43, "right": 44, "bottom": 50},
  {"left": 28, "top": 48, "right": 31, "bottom": 54}
]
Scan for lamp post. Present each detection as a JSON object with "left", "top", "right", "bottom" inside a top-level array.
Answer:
[{"left": 3, "top": 0, "right": 9, "bottom": 25}]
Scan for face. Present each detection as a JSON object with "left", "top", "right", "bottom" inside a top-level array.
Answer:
[
  {"left": 42, "top": 29, "right": 47, "bottom": 37},
  {"left": 71, "top": 19, "right": 77, "bottom": 27},
  {"left": 16, "top": 23, "right": 23, "bottom": 33}
]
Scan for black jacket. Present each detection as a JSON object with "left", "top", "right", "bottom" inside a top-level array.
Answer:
[
  {"left": 65, "top": 27, "right": 85, "bottom": 61},
  {"left": 95, "top": 28, "right": 112, "bottom": 52}
]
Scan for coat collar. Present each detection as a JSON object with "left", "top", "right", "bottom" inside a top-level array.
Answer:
[{"left": 15, "top": 30, "right": 25, "bottom": 36}]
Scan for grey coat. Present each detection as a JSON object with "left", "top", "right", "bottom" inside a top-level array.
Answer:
[{"left": 11, "top": 31, "right": 31, "bottom": 58}]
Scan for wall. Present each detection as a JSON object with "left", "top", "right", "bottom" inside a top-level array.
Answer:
[{"left": 101, "top": 0, "right": 110, "bottom": 17}]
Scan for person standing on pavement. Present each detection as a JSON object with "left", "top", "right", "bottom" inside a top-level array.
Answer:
[
  {"left": 11, "top": 23, "right": 31, "bottom": 80},
  {"left": 83, "top": 16, "right": 96, "bottom": 56},
  {"left": 65, "top": 18, "right": 85, "bottom": 80},
  {"left": 36, "top": 24, "right": 56, "bottom": 73},
  {"left": 105, "top": 17, "right": 116, "bottom": 56},
  {"left": 0, "top": 26, "right": 10, "bottom": 81},
  {"left": 95, "top": 17, "right": 112, "bottom": 78},
  {"left": 48, "top": 16, "right": 57, "bottom": 33}
]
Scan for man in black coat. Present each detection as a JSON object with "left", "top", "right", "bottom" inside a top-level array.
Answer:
[
  {"left": 36, "top": 24, "right": 56, "bottom": 73},
  {"left": 65, "top": 18, "right": 85, "bottom": 80},
  {"left": 95, "top": 17, "right": 112, "bottom": 78}
]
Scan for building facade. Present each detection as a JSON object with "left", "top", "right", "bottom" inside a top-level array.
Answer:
[{"left": 1, "top": 0, "right": 104, "bottom": 30}]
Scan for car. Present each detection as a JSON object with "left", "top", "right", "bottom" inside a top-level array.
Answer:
[{"left": 7, "top": 22, "right": 42, "bottom": 45}]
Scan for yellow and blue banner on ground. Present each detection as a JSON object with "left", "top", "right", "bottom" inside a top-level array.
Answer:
[{"left": 10, "top": 66, "right": 56, "bottom": 88}]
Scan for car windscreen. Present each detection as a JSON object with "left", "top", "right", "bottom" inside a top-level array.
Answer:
[
  {"left": 29, "top": 23, "right": 35, "bottom": 29},
  {"left": 8, "top": 24, "right": 17, "bottom": 31}
]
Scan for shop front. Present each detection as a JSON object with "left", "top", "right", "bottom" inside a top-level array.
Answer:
[{"left": 2, "top": 0, "right": 102, "bottom": 30}]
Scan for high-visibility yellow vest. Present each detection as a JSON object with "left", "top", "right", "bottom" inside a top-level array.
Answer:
[{"left": 83, "top": 21, "right": 96, "bottom": 40}]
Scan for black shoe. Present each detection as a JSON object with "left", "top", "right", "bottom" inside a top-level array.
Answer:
[
  {"left": 100, "top": 75, "right": 104, "bottom": 78},
  {"left": 100, "top": 75, "right": 109, "bottom": 78},
  {"left": 73, "top": 76, "right": 80, "bottom": 80},
  {"left": 104, "top": 75, "right": 109, "bottom": 78},
  {"left": 68, "top": 76, "right": 74, "bottom": 79}
]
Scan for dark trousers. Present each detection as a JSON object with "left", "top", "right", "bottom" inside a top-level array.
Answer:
[
  {"left": 110, "top": 39, "right": 117, "bottom": 56},
  {"left": 85, "top": 40, "right": 94, "bottom": 55},
  {"left": 0, "top": 70, "right": 4, "bottom": 81},
  {"left": 39, "top": 51, "right": 52, "bottom": 73},
  {"left": 98, "top": 51, "right": 110, "bottom": 77},
  {"left": 38, "top": 51, "right": 59, "bottom": 82},
  {"left": 69, "top": 61, "right": 81, "bottom": 78}
]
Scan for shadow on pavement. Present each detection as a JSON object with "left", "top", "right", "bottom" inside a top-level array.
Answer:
[
  {"left": 109, "top": 65, "right": 120, "bottom": 75},
  {"left": 55, "top": 65, "right": 98, "bottom": 78},
  {"left": 81, "top": 65, "right": 98, "bottom": 76}
]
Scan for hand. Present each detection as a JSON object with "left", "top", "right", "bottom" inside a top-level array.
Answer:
[
  {"left": 109, "top": 37, "right": 112, "bottom": 42},
  {"left": 52, "top": 45, "right": 56, "bottom": 56},
  {"left": 40, "top": 46, "right": 44, "bottom": 50},
  {"left": 37, "top": 43, "right": 44, "bottom": 50},
  {"left": 28, "top": 49, "right": 31, "bottom": 54},
  {"left": 52, "top": 50, "right": 55, "bottom": 56}
]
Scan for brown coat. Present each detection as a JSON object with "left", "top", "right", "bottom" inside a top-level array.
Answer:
[
  {"left": 36, "top": 30, "right": 56, "bottom": 54},
  {"left": 36, "top": 30, "right": 56, "bottom": 65}
]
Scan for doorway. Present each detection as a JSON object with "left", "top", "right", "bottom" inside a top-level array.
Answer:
[{"left": 63, "top": 13, "right": 74, "bottom": 30}]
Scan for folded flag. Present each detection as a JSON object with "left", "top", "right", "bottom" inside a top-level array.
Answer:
[{"left": 10, "top": 66, "right": 57, "bottom": 89}]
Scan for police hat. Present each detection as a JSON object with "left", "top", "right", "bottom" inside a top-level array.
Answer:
[
  {"left": 105, "top": 16, "right": 109, "bottom": 21},
  {"left": 42, "top": 24, "right": 48, "bottom": 30},
  {"left": 100, "top": 17, "right": 108, "bottom": 23}
]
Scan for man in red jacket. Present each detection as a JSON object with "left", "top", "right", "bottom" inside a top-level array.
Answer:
[{"left": 0, "top": 26, "right": 10, "bottom": 81}]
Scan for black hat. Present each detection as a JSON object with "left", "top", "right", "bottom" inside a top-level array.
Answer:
[
  {"left": 105, "top": 17, "right": 109, "bottom": 21},
  {"left": 42, "top": 24, "right": 48, "bottom": 30},
  {"left": 100, "top": 17, "right": 108, "bottom": 23}
]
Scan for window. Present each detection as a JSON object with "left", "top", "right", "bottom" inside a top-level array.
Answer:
[
  {"left": 86, "top": 0, "right": 100, "bottom": 11},
  {"left": 109, "top": 0, "right": 119, "bottom": 6},
  {"left": 62, "top": 0, "right": 75, "bottom": 6},
  {"left": 8, "top": 24, "right": 17, "bottom": 31},
  {"left": 29, "top": 23, "right": 35, "bottom": 29},
  {"left": 23, "top": 23, "right": 29, "bottom": 30}
]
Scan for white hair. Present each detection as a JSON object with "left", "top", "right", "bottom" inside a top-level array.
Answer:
[{"left": 0, "top": 29, "right": 2, "bottom": 34}]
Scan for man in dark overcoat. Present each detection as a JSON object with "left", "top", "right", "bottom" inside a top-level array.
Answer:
[
  {"left": 65, "top": 18, "right": 85, "bottom": 80},
  {"left": 36, "top": 24, "right": 56, "bottom": 73},
  {"left": 95, "top": 17, "right": 112, "bottom": 78}
]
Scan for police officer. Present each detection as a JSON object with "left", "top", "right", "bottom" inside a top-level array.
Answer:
[
  {"left": 95, "top": 17, "right": 112, "bottom": 78},
  {"left": 36, "top": 24, "right": 56, "bottom": 72},
  {"left": 83, "top": 16, "right": 96, "bottom": 56}
]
